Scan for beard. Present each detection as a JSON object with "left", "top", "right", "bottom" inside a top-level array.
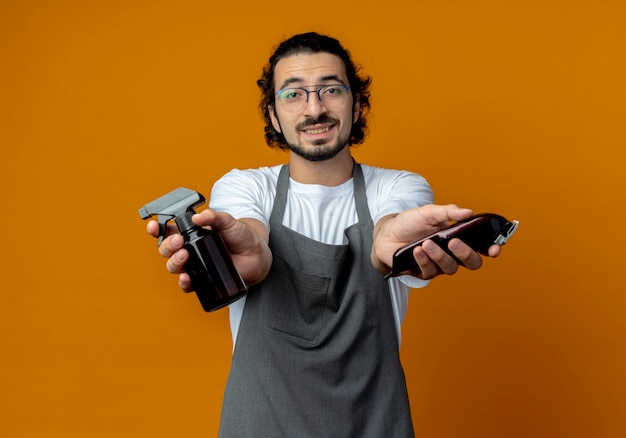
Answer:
[
  {"left": 286, "top": 115, "right": 351, "bottom": 162},
  {"left": 288, "top": 138, "right": 349, "bottom": 162}
]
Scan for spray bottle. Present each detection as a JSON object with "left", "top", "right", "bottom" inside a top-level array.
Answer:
[{"left": 139, "top": 187, "right": 247, "bottom": 312}]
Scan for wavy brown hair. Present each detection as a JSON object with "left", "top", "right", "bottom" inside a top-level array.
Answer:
[{"left": 257, "top": 32, "right": 372, "bottom": 150}]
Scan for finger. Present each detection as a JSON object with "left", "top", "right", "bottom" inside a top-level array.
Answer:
[
  {"left": 444, "top": 206, "right": 475, "bottom": 222},
  {"left": 448, "top": 238, "right": 483, "bottom": 271},
  {"left": 158, "top": 234, "right": 184, "bottom": 258},
  {"left": 178, "top": 272, "right": 194, "bottom": 293},
  {"left": 488, "top": 244, "right": 501, "bottom": 258},
  {"left": 147, "top": 220, "right": 160, "bottom": 237},
  {"left": 413, "top": 241, "right": 457, "bottom": 278},
  {"left": 192, "top": 209, "right": 216, "bottom": 228},
  {"left": 165, "top": 246, "right": 188, "bottom": 274},
  {"left": 422, "top": 239, "right": 460, "bottom": 275},
  {"left": 412, "top": 246, "right": 441, "bottom": 279},
  {"left": 418, "top": 204, "right": 474, "bottom": 227},
  {"left": 193, "top": 209, "right": 237, "bottom": 232},
  {"left": 146, "top": 220, "right": 180, "bottom": 239}
]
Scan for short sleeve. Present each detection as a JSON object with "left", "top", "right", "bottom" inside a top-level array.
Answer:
[{"left": 208, "top": 167, "right": 279, "bottom": 230}]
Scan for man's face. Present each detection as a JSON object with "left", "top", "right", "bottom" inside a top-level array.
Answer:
[{"left": 269, "top": 52, "right": 359, "bottom": 162}]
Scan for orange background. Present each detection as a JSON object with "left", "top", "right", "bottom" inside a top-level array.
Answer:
[{"left": 2, "top": 1, "right": 625, "bottom": 437}]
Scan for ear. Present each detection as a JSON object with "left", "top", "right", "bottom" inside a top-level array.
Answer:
[
  {"left": 352, "top": 95, "right": 361, "bottom": 124},
  {"left": 269, "top": 106, "right": 282, "bottom": 133}
]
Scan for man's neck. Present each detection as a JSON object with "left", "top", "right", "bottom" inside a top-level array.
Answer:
[{"left": 288, "top": 149, "right": 355, "bottom": 186}]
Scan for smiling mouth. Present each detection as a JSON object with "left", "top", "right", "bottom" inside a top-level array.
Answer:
[{"left": 303, "top": 126, "right": 332, "bottom": 135}]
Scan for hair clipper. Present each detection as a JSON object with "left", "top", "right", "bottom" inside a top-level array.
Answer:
[{"left": 385, "top": 213, "right": 519, "bottom": 279}]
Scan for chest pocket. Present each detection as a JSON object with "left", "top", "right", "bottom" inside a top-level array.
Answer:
[{"left": 257, "top": 255, "right": 331, "bottom": 345}]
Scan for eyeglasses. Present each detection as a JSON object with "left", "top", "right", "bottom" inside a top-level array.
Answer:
[{"left": 275, "top": 84, "right": 350, "bottom": 113}]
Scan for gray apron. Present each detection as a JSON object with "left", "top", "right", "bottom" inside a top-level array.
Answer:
[{"left": 219, "top": 163, "right": 414, "bottom": 437}]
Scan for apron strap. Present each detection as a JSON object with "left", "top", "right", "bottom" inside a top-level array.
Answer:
[
  {"left": 352, "top": 162, "right": 372, "bottom": 225},
  {"left": 269, "top": 164, "right": 290, "bottom": 228}
]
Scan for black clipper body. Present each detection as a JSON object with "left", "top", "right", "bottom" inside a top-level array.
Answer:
[
  {"left": 386, "top": 213, "right": 519, "bottom": 279},
  {"left": 139, "top": 187, "right": 248, "bottom": 312}
]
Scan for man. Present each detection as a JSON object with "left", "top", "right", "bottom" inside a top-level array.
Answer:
[{"left": 147, "top": 32, "right": 500, "bottom": 437}]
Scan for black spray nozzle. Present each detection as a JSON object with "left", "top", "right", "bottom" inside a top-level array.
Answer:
[{"left": 138, "top": 187, "right": 206, "bottom": 246}]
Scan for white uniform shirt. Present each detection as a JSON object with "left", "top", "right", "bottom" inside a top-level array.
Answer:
[{"left": 209, "top": 164, "right": 434, "bottom": 347}]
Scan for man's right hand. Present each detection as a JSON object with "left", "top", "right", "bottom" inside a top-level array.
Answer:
[{"left": 147, "top": 209, "right": 272, "bottom": 292}]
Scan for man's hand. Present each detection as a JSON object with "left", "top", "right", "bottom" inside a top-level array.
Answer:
[
  {"left": 147, "top": 209, "right": 272, "bottom": 292},
  {"left": 371, "top": 204, "right": 501, "bottom": 280}
]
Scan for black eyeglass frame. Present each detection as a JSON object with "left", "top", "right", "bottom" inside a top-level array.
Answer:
[{"left": 275, "top": 84, "right": 351, "bottom": 110}]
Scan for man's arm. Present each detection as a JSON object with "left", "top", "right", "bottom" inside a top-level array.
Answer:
[
  {"left": 148, "top": 209, "right": 272, "bottom": 292},
  {"left": 371, "top": 204, "right": 500, "bottom": 280}
]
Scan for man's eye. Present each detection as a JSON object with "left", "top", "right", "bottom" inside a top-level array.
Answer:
[
  {"left": 323, "top": 86, "right": 345, "bottom": 95},
  {"left": 281, "top": 89, "right": 303, "bottom": 100}
]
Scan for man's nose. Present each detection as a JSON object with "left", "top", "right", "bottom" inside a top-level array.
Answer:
[{"left": 303, "top": 91, "right": 326, "bottom": 117}]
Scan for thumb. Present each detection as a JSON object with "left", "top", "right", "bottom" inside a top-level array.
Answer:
[
  {"left": 193, "top": 209, "right": 237, "bottom": 232},
  {"left": 419, "top": 204, "right": 474, "bottom": 225}
]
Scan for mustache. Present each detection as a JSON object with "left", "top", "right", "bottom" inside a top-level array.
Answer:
[{"left": 296, "top": 115, "right": 339, "bottom": 130}]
